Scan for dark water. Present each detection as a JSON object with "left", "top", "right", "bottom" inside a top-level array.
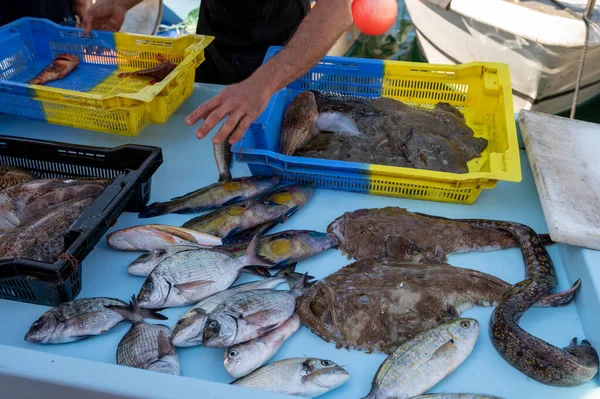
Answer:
[{"left": 347, "top": 0, "right": 600, "bottom": 124}]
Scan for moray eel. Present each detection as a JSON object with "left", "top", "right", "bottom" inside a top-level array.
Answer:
[{"left": 461, "top": 219, "right": 599, "bottom": 387}]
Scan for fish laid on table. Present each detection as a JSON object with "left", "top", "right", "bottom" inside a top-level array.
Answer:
[
  {"left": 108, "top": 297, "right": 179, "bottom": 375},
  {"left": 170, "top": 269, "right": 300, "bottom": 347},
  {"left": 28, "top": 54, "right": 79, "bottom": 85},
  {"left": 214, "top": 139, "right": 233, "bottom": 182},
  {"left": 203, "top": 274, "right": 309, "bottom": 348},
  {"left": 0, "top": 178, "right": 109, "bottom": 233},
  {"left": 137, "top": 231, "right": 276, "bottom": 309},
  {"left": 225, "top": 313, "right": 301, "bottom": 379},
  {"left": 138, "top": 176, "right": 280, "bottom": 218},
  {"left": 183, "top": 184, "right": 314, "bottom": 241},
  {"left": 106, "top": 224, "right": 222, "bottom": 251},
  {"left": 455, "top": 218, "right": 599, "bottom": 387},
  {"left": 328, "top": 207, "right": 555, "bottom": 262},
  {"left": 127, "top": 244, "right": 206, "bottom": 277},
  {"left": 362, "top": 319, "right": 479, "bottom": 399},
  {"left": 231, "top": 357, "right": 349, "bottom": 398},
  {"left": 118, "top": 54, "right": 177, "bottom": 85},
  {"left": 24, "top": 297, "right": 167, "bottom": 344},
  {"left": 280, "top": 91, "right": 319, "bottom": 156},
  {"left": 0, "top": 197, "right": 93, "bottom": 262},
  {"left": 0, "top": 165, "right": 33, "bottom": 190},
  {"left": 284, "top": 90, "right": 488, "bottom": 174},
  {"left": 297, "top": 259, "right": 580, "bottom": 354}
]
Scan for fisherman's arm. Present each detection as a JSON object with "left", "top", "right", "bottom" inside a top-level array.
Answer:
[{"left": 186, "top": 0, "right": 354, "bottom": 144}]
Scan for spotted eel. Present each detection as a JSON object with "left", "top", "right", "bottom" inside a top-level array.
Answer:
[{"left": 460, "top": 219, "right": 599, "bottom": 386}]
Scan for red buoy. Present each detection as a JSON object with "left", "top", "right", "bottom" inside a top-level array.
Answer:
[{"left": 352, "top": 0, "right": 398, "bottom": 36}]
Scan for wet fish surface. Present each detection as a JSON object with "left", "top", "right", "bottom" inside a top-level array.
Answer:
[
  {"left": 0, "top": 166, "right": 33, "bottom": 190},
  {"left": 280, "top": 91, "right": 319, "bottom": 156},
  {"left": 362, "top": 319, "right": 479, "bottom": 399},
  {"left": 225, "top": 313, "right": 301, "bottom": 378},
  {"left": 28, "top": 54, "right": 79, "bottom": 85},
  {"left": 457, "top": 219, "right": 599, "bottom": 387},
  {"left": 328, "top": 207, "right": 555, "bottom": 262},
  {"left": 109, "top": 297, "right": 180, "bottom": 375},
  {"left": 297, "top": 259, "right": 579, "bottom": 354},
  {"left": 106, "top": 224, "right": 222, "bottom": 251},
  {"left": 127, "top": 244, "right": 205, "bottom": 277},
  {"left": 214, "top": 139, "right": 233, "bottom": 182},
  {"left": 137, "top": 232, "right": 274, "bottom": 309},
  {"left": 231, "top": 357, "right": 349, "bottom": 398},
  {"left": 0, "top": 178, "right": 109, "bottom": 233},
  {"left": 138, "top": 176, "right": 280, "bottom": 218},
  {"left": 171, "top": 273, "right": 292, "bottom": 347},
  {"left": 203, "top": 275, "right": 308, "bottom": 347},
  {"left": 0, "top": 197, "right": 93, "bottom": 262},
  {"left": 24, "top": 297, "right": 166, "bottom": 344},
  {"left": 183, "top": 184, "right": 314, "bottom": 241},
  {"left": 118, "top": 54, "right": 176, "bottom": 85},
  {"left": 285, "top": 91, "right": 488, "bottom": 174}
]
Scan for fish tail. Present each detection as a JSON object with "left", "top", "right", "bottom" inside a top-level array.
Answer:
[
  {"left": 275, "top": 263, "right": 315, "bottom": 289},
  {"left": 138, "top": 202, "right": 169, "bottom": 218},
  {"left": 218, "top": 170, "right": 232, "bottom": 183},
  {"left": 106, "top": 295, "right": 166, "bottom": 324},
  {"left": 244, "top": 229, "right": 277, "bottom": 268},
  {"left": 292, "top": 272, "right": 311, "bottom": 290}
]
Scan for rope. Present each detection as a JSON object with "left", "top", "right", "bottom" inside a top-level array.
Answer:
[{"left": 570, "top": 16, "right": 591, "bottom": 119}]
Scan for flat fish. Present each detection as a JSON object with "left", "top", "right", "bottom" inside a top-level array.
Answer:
[
  {"left": 280, "top": 91, "right": 319, "bottom": 156},
  {"left": 0, "top": 178, "right": 109, "bottom": 233},
  {"left": 24, "top": 297, "right": 166, "bottom": 344},
  {"left": 138, "top": 176, "right": 280, "bottom": 218},
  {"left": 327, "top": 207, "right": 555, "bottom": 262},
  {"left": 297, "top": 259, "right": 579, "bottom": 354},
  {"left": 231, "top": 357, "right": 349, "bottom": 398},
  {"left": 106, "top": 224, "right": 222, "bottom": 251},
  {"left": 0, "top": 165, "right": 33, "bottom": 190},
  {"left": 362, "top": 319, "right": 479, "bottom": 399},
  {"left": 0, "top": 197, "right": 93, "bottom": 263},
  {"left": 28, "top": 54, "right": 79, "bottom": 85}
]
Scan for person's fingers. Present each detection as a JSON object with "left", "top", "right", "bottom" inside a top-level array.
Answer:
[
  {"left": 83, "top": 17, "right": 93, "bottom": 34},
  {"left": 185, "top": 96, "right": 221, "bottom": 126},
  {"left": 213, "top": 111, "right": 244, "bottom": 144},
  {"left": 195, "top": 102, "right": 234, "bottom": 139},
  {"left": 228, "top": 115, "right": 254, "bottom": 145}
]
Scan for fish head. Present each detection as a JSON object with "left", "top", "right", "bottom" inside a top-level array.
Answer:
[
  {"left": 325, "top": 217, "right": 345, "bottom": 248},
  {"left": 202, "top": 314, "right": 237, "bottom": 348},
  {"left": 304, "top": 231, "right": 340, "bottom": 251},
  {"left": 224, "top": 342, "right": 262, "bottom": 378},
  {"left": 24, "top": 313, "right": 61, "bottom": 344},
  {"left": 301, "top": 359, "right": 350, "bottom": 395},
  {"left": 445, "top": 318, "right": 480, "bottom": 352},
  {"left": 127, "top": 249, "right": 165, "bottom": 276},
  {"left": 171, "top": 310, "right": 208, "bottom": 347},
  {"left": 137, "top": 276, "right": 169, "bottom": 308}
]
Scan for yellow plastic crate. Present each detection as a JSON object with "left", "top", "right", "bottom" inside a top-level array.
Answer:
[
  {"left": 233, "top": 48, "right": 522, "bottom": 205},
  {"left": 0, "top": 18, "right": 214, "bottom": 136}
]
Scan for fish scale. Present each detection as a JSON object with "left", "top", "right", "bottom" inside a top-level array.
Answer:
[{"left": 117, "top": 323, "right": 178, "bottom": 374}]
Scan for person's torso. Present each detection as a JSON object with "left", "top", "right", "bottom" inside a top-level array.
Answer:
[{"left": 0, "top": 0, "right": 73, "bottom": 27}]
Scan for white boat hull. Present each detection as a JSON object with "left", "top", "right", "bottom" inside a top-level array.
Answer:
[{"left": 405, "top": 0, "right": 600, "bottom": 114}]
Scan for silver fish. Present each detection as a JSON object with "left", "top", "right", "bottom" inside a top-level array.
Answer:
[
  {"left": 108, "top": 297, "right": 180, "bottom": 375},
  {"left": 106, "top": 224, "right": 222, "bottom": 251},
  {"left": 203, "top": 275, "right": 308, "bottom": 348},
  {"left": 138, "top": 176, "right": 280, "bottom": 218},
  {"left": 171, "top": 273, "right": 296, "bottom": 347},
  {"left": 127, "top": 244, "right": 205, "bottom": 277},
  {"left": 137, "top": 232, "right": 275, "bottom": 309},
  {"left": 24, "top": 297, "right": 166, "bottom": 344},
  {"left": 231, "top": 357, "right": 349, "bottom": 398},
  {"left": 363, "top": 319, "right": 479, "bottom": 399},
  {"left": 225, "top": 313, "right": 301, "bottom": 378},
  {"left": 0, "top": 178, "right": 108, "bottom": 233},
  {"left": 214, "top": 139, "right": 232, "bottom": 182}
]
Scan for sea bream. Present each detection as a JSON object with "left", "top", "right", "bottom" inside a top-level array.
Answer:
[
  {"left": 106, "top": 224, "right": 222, "bottom": 251},
  {"left": 24, "top": 297, "right": 166, "bottom": 344},
  {"left": 136, "top": 231, "right": 275, "bottom": 309},
  {"left": 0, "top": 178, "right": 109, "bottom": 233},
  {"left": 138, "top": 176, "right": 280, "bottom": 218}
]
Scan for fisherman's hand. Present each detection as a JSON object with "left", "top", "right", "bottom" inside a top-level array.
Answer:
[
  {"left": 185, "top": 78, "right": 272, "bottom": 145},
  {"left": 72, "top": 0, "right": 93, "bottom": 26},
  {"left": 83, "top": 0, "right": 141, "bottom": 34}
]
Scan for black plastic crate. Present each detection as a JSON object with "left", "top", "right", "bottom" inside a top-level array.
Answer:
[{"left": 0, "top": 135, "right": 163, "bottom": 306}]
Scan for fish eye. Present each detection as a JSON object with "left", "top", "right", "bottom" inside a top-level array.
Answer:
[
  {"left": 460, "top": 320, "right": 470, "bottom": 329},
  {"left": 321, "top": 360, "right": 332, "bottom": 367},
  {"left": 145, "top": 281, "right": 154, "bottom": 290},
  {"left": 228, "top": 350, "right": 237, "bottom": 357},
  {"left": 209, "top": 321, "right": 219, "bottom": 330}
]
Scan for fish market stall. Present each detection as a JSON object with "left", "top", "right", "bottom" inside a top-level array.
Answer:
[{"left": 0, "top": 80, "right": 599, "bottom": 399}]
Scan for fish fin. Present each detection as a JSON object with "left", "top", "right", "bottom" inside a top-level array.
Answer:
[
  {"left": 105, "top": 295, "right": 148, "bottom": 324},
  {"left": 175, "top": 280, "right": 214, "bottom": 292},
  {"left": 292, "top": 273, "right": 310, "bottom": 290},
  {"left": 220, "top": 196, "right": 244, "bottom": 207},
  {"left": 153, "top": 225, "right": 197, "bottom": 243},
  {"left": 535, "top": 279, "right": 581, "bottom": 307},
  {"left": 539, "top": 233, "right": 556, "bottom": 247},
  {"left": 138, "top": 202, "right": 168, "bottom": 218},
  {"left": 240, "top": 311, "right": 278, "bottom": 328},
  {"left": 169, "top": 186, "right": 212, "bottom": 201},
  {"left": 242, "top": 267, "right": 272, "bottom": 278},
  {"left": 280, "top": 205, "right": 300, "bottom": 223},
  {"left": 157, "top": 331, "right": 174, "bottom": 359},
  {"left": 431, "top": 339, "right": 457, "bottom": 359},
  {"left": 445, "top": 303, "right": 460, "bottom": 319},
  {"left": 223, "top": 226, "right": 244, "bottom": 241},
  {"left": 140, "top": 308, "right": 169, "bottom": 321},
  {"left": 243, "top": 229, "right": 277, "bottom": 268},
  {"left": 275, "top": 264, "right": 315, "bottom": 289}
]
